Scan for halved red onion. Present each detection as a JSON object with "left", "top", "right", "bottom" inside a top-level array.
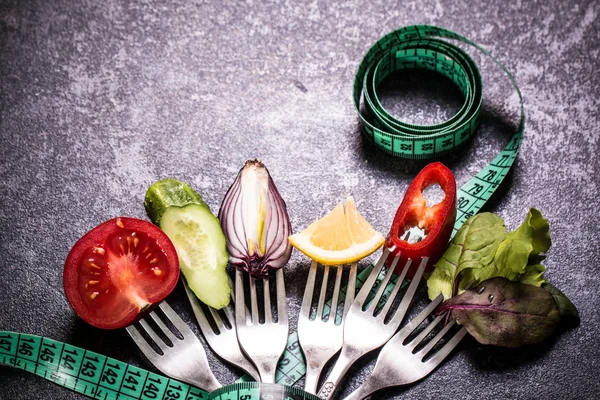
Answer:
[{"left": 218, "top": 160, "right": 292, "bottom": 278}]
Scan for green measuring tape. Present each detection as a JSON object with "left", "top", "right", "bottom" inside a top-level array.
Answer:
[
  {"left": 0, "top": 331, "right": 319, "bottom": 399},
  {"left": 2, "top": 25, "right": 524, "bottom": 399},
  {"left": 353, "top": 24, "right": 524, "bottom": 234}
]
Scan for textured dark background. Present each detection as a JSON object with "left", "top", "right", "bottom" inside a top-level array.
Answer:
[{"left": 1, "top": 0, "right": 599, "bottom": 399}]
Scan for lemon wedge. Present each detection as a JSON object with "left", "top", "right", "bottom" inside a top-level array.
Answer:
[{"left": 288, "top": 197, "right": 385, "bottom": 265}]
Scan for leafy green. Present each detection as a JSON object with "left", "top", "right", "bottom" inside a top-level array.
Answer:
[
  {"left": 427, "top": 208, "right": 551, "bottom": 300},
  {"left": 427, "top": 212, "right": 506, "bottom": 299},
  {"left": 439, "top": 278, "right": 561, "bottom": 347},
  {"left": 542, "top": 282, "right": 580, "bottom": 328}
]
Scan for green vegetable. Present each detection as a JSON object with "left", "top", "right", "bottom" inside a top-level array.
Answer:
[
  {"left": 145, "top": 179, "right": 230, "bottom": 309},
  {"left": 439, "top": 277, "right": 561, "bottom": 347},
  {"left": 427, "top": 208, "right": 551, "bottom": 300},
  {"left": 542, "top": 282, "right": 580, "bottom": 328}
]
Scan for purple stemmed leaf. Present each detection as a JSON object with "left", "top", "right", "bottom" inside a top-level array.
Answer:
[{"left": 438, "top": 277, "right": 561, "bottom": 348}]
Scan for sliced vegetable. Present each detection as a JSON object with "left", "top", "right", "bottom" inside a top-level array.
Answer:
[
  {"left": 427, "top": 208, "right": 552, "bottom": 300},
  {"left": 386, "top": 162, "right": 456, "bottom": 278},
  {"left": 145, "top": 179, "right": 230, "bottom": 309},
  {"left": 439, "top": 277, "right": 561, "bottom": 347},
  {"left": 219, "top": 160, "right": 292, "bottom": 278},
  {"left": 288, "top": 196, "right": 385, "bottom": 265},
  {"left": 63, "top": 217, "right": 180, "bottom": 329}
]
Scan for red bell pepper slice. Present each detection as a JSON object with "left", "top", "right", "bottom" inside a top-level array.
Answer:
[{"left": 385, "top": 162, "right": 456, "bottom": 278}]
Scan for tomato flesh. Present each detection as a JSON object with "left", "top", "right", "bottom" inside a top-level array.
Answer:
[{"left": 64, "top": 217, "right": 179, "bottom": 329}]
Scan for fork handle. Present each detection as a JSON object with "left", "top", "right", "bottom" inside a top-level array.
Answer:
[
  {"left": 304, "top": 361, "right": 323, "bottom": 395},
  {"left": 317, "top": 346, "right": 362, "bottom": 400},
  {"left": 342, "top": 375, "right": 384, "bottom": 400}
]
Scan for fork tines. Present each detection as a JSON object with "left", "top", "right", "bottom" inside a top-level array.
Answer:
[
  {"left": 317, "top": 248, "right": 429, "bottom": 400},
  {"left": 343, "top": 295, "right": 468, "bottom": 400},
  {"left": 183, "top": 279, "right": 260, "bottom": 381},
  {"left": 356, "top": 247, "right": 425, "bottom": 323},
  {"left": 235, "top": 268, "right": 289, "bottom": 383},
  {"left": 301, "top": 261, "right": 357, "bottom": 323},
  {"left": 298, "top": 261, "right": 357, "bottom": 393},
  {"left": 126, "top": 301, "right": 221, "bottom": 391}
]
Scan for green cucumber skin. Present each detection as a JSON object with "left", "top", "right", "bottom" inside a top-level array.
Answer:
[
  {"left": 144, "top": 179, "right": 230, "bottom": 309},
  {"left": 145, "top": 178, "right": 210, "bottom": 226}
]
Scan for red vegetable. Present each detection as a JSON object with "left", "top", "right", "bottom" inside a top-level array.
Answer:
[
  {"left": 386, "top": 162, "right": 456, "bottom": 278},
  {"left": 63, "top": 217, "right": 180, "bottom": 329}
]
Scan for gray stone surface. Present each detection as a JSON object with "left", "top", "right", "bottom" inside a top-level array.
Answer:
[{"left": 1, "top": 0, "right": 599, "bottom": 399}]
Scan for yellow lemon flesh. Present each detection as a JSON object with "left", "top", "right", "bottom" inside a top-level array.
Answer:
[{"left": 288, "top": 197, "right": 384, "bottom": 265}]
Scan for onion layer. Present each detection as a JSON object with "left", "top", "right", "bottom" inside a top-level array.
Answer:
[{"left": 218, "top": 160, "right": 292, "bottom": 278}]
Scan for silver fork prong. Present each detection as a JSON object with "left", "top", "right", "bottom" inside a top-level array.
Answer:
[
  {"left": 342, "top": 295, "right": 464, "bottom": 400},
  {"left": 249, "top": 277, "right": 259, "bottom": 324},
  {"left": 138, "top": 318, "right": 167, "bottom": 350},
  {"left": 407, "top": 314, "right": 444, "bottom": 352},
  {"left": 125, "top": 325, "right": 159, "bottom": 358},
  {"left": 208, "top": 307, "right": 224, "bottom": 329},
  {"left": 186, "top": 276, "right": 260, "bottom": 381},
  {"left": 354, "top": 248, "right": 390, "bottom": 307},
  {"left": 329, "top": 265, "right": 343, "bottom": 322},
  {"left": 344, "top": 263, "right": 357, "bottom": 317},
  {"left": 301, "top": 261, "right": 318, "bottom": 320},
  {"left": 319, "top": 252, "right": 431, "bottom": 400},
  {"left": 366, "top": 254, "right": 400, "bottom": 313},
  {"left": 400, "top": 294, "right": 444, "bottom": 338},
  {"left": 316, "top": 265, "right": 331, "bottom": 319},
  {"left": 392, "top": 257, "right": 428, "bottom": 319},
  {"left": 158, "top": 302, "right": 195, "bottom": 338},
  {"left": 416, "top": 318, "right": 457, "bottom": 358},
  {"left": 127, "top": 301, "right": 222, "bottom": 392},
  {"left": 425, "top": 327, "right": 468, "bottom": 366},
  {"left": 379, "top": 258, "right": 412, "bottom": 318},
  {"left": 185, "top": 280, "right": 219, "bottom": 334},
  {"left": 235, "top": 269, "right": 246, "bottom": 325},
  {"left": 149, "top": 311, "right": 178, "bottom": 344},
  {"left": 236, "top": 268, "right": 289, "bottom": 383},
  {"left": 276, "top": 268, "right": 288, "bottom": 325},
  {"left": 263, "top": 277, "right": 272, "bottom": 323}
]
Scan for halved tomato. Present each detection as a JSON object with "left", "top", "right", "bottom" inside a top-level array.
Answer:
[{"left": 63, "top": 217, "right": 180, "bottom": 329}]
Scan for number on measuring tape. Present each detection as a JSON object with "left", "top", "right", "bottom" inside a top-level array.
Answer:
[
  {"left": 1, "top": 25, "right": 524, "bottom": 400},
  {"left": 0, "top": 331, "right": 210, "bottom": 400}
]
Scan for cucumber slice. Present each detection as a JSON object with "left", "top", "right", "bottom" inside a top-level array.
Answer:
[{"left": 145, "top": 180, "right": 230, "bottom": 309}]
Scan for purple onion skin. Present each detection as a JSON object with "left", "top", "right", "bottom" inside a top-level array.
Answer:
[{"left": 218, "top": 160, "right": 292, "bottom": 279}]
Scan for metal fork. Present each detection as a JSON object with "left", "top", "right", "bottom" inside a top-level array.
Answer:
[
  {"left": 125, "top": 301, "right": 221, "bottom": 391},
  {"left": 183, "top": 279, "right": 261, "bottom": 381},
  {"left": 343, "top": 294, "right": 467, "bottom": 399},
  {"left": 235, "top": 268, "right": 289, "bottom": 383},
  {"left": 298, "top": 261, "right": 357, "bottom": 394},
  {"left": 318, "top": 247, "right": 428, "bottom": 399}
]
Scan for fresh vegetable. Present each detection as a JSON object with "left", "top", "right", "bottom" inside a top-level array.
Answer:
[
  {"left": 219, "top": 160, "right": 292, "bottom": 278},
  {"left": 427, "top": 208, "right": 551, "bottom": 300},
  {"left": 288, "top": 196, "right": 385, "bottom": 266},
  {"left": 438, "top": 277, "right": 561, "bottom": 347},
  {"left": 63, "top": 217, "right": 180, "bottom": 329},
  {"left": 386, "top": 162, "right": 456, "bottom": 278},
  {"left": 145, "top": 179, "right": 230, "bottom": 309}
]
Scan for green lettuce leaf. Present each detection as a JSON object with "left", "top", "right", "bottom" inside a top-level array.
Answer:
[
  {"left": 518, "top": 263, "right": 546, "bottom": 286},
  {"left": 427, "top": 212, "right": 506, "bottom": 300},
  {"left": 427, "top": 208, "right": 551, "bottom": 300},
  {"left": 542, "top": 282, "right": 580, "bottom": 328}
]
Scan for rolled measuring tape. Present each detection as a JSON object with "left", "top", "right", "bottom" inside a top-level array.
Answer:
[
  {"left": 1, "top": 25, "right": 524, "bottom": 399},
  {"left": 354, "top": 25, "right": 524, "bottom": 234}
]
